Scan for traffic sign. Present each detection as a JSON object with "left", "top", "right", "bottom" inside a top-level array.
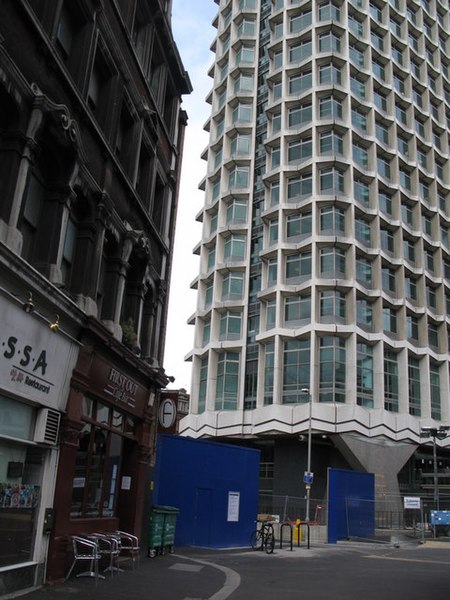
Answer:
[{"left": 304, "top": 471, "right": 314, "bottom": 485}]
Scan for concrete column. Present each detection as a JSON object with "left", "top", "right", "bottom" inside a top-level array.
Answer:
[{"left": 333, "top": 433, "right": 417, "bottom": 512}]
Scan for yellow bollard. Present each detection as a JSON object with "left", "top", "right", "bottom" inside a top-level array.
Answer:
[{"left": 293, "top": 519, "right": 302, "bottom": 544}]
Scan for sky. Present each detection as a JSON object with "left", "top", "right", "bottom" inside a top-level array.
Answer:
[{"left": 163, "top": 1, "right": 217, "bottom": 391}]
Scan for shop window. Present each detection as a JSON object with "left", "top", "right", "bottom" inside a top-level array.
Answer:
[
  {"left": 0, "top": 437, "right": 45, "bottom": 567},
  {"left": 70, "top": 400, "right": 135, "bottom": 519}
]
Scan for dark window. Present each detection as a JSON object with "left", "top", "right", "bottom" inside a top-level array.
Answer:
[
  {"left": 55, "top": 2, "right": 93, "bottom": 87},
  {"left": 61, "top": 216, "right": 76, "bottom": 287},
  {"left": 21, "top": 172, "right": 44, "bottom": 262},
  {"left": 87, "top": 49, "right": 115, "bottom": 130},
  {"left": 136, "top": 143, "right": 155, "bottom": 207},
  {"left": 149, "top": 43, "right": 165, "bottom": 106},
  {"left": 152, "top": 174, "right": 166, "bottom": 232},
  {"left": 70, "top": 400, "right": 136, "bottom": 518},
  {"left": 115, "top": 100, "right": 137, "bottom": 177}
]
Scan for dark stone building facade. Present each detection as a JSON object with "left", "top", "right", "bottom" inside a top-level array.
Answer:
[{"left": 0, "top": 0, "right": 191, "bottom": 593}]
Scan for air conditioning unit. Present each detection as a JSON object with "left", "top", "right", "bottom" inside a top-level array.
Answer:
[{"left": 34, "top": 408, "right": 61, "bottom": 445}]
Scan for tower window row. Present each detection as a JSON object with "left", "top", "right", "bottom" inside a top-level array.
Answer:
[{"left": 194, "top": 334, "right": 444, "bottom": 420}]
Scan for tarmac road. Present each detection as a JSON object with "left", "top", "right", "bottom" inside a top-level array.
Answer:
[{"left": 18, "top": 538, "right": 450, "bottom": 600}]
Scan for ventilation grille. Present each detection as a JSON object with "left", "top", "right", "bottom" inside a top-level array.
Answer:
[{"left": 34, "top": 408, "right": 61, "bottom": 445}]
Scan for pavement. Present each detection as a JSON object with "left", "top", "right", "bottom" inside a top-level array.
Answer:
[{"left": 7, "top": 533, "right": 450, "bottom": 600}]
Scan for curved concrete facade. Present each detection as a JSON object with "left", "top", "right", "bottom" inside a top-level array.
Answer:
[{"left": 181, "top": 0, "right": 450, "bottom": 500}]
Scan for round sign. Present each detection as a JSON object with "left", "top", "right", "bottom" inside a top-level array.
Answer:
[{"left": 158, "top": 398, "right": 177, "bottom": 428}]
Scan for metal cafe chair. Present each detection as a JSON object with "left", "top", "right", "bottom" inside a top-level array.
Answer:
[
  {"left": 88, "top": 533, "right": 121, "bottom": 576},
  {"left": 65, "top": 535, "right": 105, "bottom": 583},
  {"left": 116, "top": 530, "right": 140, "bottom": 568}
]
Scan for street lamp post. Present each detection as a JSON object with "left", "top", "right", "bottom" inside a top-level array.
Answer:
[
  {"left": 302, "top": 388, "right": 312, "bottom": 522},
  {"left": 420, "top": 426, "right": 450, "bottom": 511}
]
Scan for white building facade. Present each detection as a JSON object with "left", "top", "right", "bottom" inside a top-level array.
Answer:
[{"left": 181, "top": 0, "right": 450, "bottom": 507}]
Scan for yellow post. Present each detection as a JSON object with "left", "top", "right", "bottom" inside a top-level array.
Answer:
[{"left": 293, "top": 519, "right": 302, "bottom": 543}]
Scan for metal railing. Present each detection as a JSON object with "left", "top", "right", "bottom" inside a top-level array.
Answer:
[{"left": 258, "top": 493, "right": 327, "bottom": 525}]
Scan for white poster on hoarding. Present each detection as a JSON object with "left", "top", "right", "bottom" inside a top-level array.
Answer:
[
  {"left": 404, "top": 496, "right": 421, "bottom": 509},
  {"left": 227, "top": 491, "right": 240, "bottom": 522},
  {"left": 121, "top": 476, "right": 132, "bottom": 490}
]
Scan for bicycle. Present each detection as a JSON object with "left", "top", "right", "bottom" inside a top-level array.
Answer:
[{"left": 250, "top": 520, "right": 275, "bottom": 554}]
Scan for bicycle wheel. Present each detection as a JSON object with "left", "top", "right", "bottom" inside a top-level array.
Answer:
[
  {"left": 264, "top": 531, "right": 275, "bottom": 554},
  {"left": 250, "top": 529, "right": 263, "bottom": 550}
]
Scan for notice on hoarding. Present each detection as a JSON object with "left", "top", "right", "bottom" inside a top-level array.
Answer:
[
  {"left": 404, "top": 496, "right": 421, "bottom": 509},
  {"left": 227, "top": 491, "right": 240, "bottom": 522},
  {"left": 121, "top": 476, "right": 131, "bottom": 490}
]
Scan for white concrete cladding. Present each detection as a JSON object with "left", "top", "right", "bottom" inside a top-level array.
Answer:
[{"left": 181, "top": 0, "right": 450, "bottom": 447}]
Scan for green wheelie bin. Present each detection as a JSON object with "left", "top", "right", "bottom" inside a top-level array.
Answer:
[
  {"left": 161, "top": 506, "right": 179, "bottom": 554},
  {"left": 148, "top": 506, "right": 166, "bottom": 557},
  {"left": 148, "top": 506, "right": 179, "bottom": 557}
]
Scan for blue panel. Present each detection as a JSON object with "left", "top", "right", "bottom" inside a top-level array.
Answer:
[
  {"left": 153, "top": 435, "right": 260, "bottom": 548},
  {"left": 430, "top": 510, "right": 450, "bottom": 525},
  {"left": 328, "top": 468, "right": 375, "bottom": 544},
  {"left": 193, "top": 488, "right": 213, "bottom": 546}
]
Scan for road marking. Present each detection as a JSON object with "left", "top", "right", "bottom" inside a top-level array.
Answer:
[
  {"left": 365, "top": 555, "right": 450, "bottom": 565},
  {"left": 173, "top": 554, "right": 241, "bottom": 600},
  {"left": 170, "top": 563, "right": 204, "bottom": 572}
]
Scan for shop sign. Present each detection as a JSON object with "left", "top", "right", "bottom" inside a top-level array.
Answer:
[
  {"left": 89, "top": 356, "right": 147, "bottom": 414},
  {"left": 0, "top": 295, "right": 79, "bottom": 409},
  {"left": 104, "top": 367, "right": 139, "bottom": 408},
  {"left": 158, "top": 398, "right": 177, "bottom": 429}
]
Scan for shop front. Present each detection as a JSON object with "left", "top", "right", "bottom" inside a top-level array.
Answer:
[
  {"left": 47, "top": 344, "right": 160, "bottom": 582},
  {"left": 0, "top": 294, "right": 79, "bottom": 595}
]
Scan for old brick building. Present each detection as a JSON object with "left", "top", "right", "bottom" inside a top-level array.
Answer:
[{"left": 0, "top": 0, "right": 190, "bottom": 593}]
